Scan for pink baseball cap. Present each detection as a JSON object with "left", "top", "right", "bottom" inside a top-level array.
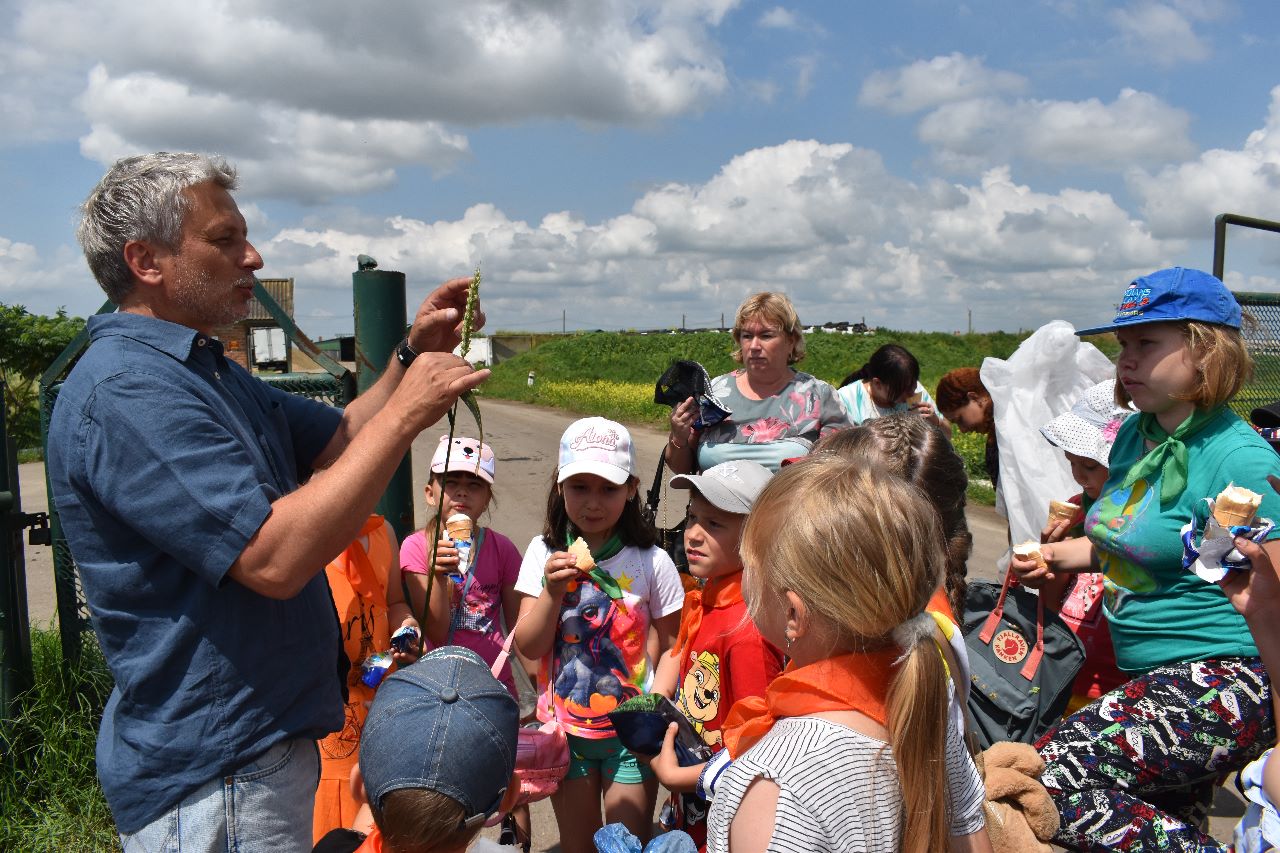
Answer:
[
  {"left": 557, "top": 417, "right": 636, "bottom": 485},
  {"left": 430, "top": 436, "right": 495, "bottom": 483}
]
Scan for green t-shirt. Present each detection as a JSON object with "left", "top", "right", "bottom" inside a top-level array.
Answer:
[{"left": 1086, "top": 408, "right": 1280, "bottom": 672}]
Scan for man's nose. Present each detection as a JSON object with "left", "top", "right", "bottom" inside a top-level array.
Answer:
[{"left": 243, "top": 240, "right": 264, "bottom": 271}]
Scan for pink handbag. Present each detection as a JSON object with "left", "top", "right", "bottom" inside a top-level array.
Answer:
[{"left": 485, "top": 618, "right": 569, "bottom": 824}]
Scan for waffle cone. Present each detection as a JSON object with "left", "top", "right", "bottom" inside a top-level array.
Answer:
[
  {"left": 1213, "top": 502, "right": 1257, "bottom": 528},
  {"left": 1048, "top": 500, "right": 1080, "bottom": 523},
  {"left": 1012, "top": 540, "right": 1047, "bottom": 570},
  {"left": 445, "top": 513, "right": 473, "bottom": 541},
  {"left": 1212, "top": 485, "right": 1261, "bottom": 529},
  {"left": 567, "top": 537, "right": 595, "bottom": 572}
]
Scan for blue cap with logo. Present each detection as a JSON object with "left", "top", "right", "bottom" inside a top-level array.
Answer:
[{"left": 1076, "top": 267, "right": 1242, "bottom": 336}]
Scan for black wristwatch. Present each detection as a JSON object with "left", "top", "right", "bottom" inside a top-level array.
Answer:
[{"left": 395, "top": 337, "right": 419, "bottom": 368}]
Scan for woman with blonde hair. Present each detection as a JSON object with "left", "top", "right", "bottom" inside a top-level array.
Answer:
[
  {"left": 706, "top": 454, "right": 987, "bottom": 853},
  {"left": 665, "top": 292, "right": 850, "bottom": 474},
  {"left": 1012, "top": 268, "right": 1280, "bottom": 851}
]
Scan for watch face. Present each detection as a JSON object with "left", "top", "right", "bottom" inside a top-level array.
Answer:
[{"left": 397, "top": 339, "right": 416, "bottom": 366}]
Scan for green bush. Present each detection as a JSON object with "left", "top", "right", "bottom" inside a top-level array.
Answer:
[{"left": 0, "top": 627, "right": 117, "bottom": 852}]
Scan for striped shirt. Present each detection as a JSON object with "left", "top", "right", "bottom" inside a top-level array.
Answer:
[{"left": 706, "top": 716, "right": 985, "bottom": 852}]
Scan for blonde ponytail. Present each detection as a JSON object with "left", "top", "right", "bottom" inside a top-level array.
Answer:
[{"left": 887, "top": 632, "right": 950, "bottom": 853}]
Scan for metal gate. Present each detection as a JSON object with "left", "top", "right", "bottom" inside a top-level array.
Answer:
[
  {"left": 38, "top": 285, "right": 354, "bottom": 667},
  {"left": 1216, "top": 213, "right": 1280, "bottom": 421},
  {"left": 1, "top": 381, "right": 35, "bottom": 723}
]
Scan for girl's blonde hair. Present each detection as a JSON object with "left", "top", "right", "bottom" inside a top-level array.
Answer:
[
  {"left": 740, "top": 455, "right": 950, "bottom": 853},
  {"left": 1113, "top": 320, "right": 1254, "bottom": 409},
  {"left": 731, "top": 291, "right": 806, "bottom": 365}
]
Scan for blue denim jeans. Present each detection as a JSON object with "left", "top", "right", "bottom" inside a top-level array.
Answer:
[{"left": 119, "top": 737, "right": 320, "bottom": 852}]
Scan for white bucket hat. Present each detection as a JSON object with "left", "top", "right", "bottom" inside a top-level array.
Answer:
[{"left": 1039, "top": 379, "right": 1134, "bottom": 466}]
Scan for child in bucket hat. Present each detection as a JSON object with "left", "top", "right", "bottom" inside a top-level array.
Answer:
[
  {"left": 1036, "top": 379, "right": 1132, "bottom": 712},
  {"left": 386, "top": 433, "right": 531, "bottom": 849},
  {"left": 312, "top": 646, "right": 519, "bottom": 853}
]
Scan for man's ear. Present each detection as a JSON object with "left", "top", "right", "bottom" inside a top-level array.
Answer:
[{"left": 122, "top": 239, "right": 166, "bottom": 289}]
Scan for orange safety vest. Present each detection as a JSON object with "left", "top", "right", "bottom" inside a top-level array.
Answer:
[{"left": 313, "top": 515, "right": 394, "bottom": 844}]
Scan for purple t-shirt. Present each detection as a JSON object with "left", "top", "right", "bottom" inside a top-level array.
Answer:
[{"left": 400, "top": 527, "right": 522, "bottom": 692}]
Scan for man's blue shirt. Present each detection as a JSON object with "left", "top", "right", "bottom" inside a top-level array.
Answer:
[{"left": 46, "top": 312, "right": 345, "bottom": 833}]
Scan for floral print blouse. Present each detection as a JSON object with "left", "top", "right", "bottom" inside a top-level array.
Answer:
[{"left": 695, "top": 370, "right": 852, "bottom": 472}]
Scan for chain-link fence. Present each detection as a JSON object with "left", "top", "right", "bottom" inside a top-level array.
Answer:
[{"left": 1236, "top": 292, "right": 1280, "bottom": 421}]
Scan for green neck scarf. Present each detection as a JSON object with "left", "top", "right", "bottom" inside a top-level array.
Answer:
[
  {"left": 566, "top": 531, "right": 625, "bottom": 599},
  {"left": 1121, "top": 407, "right": 1223, "bottom": 504}
]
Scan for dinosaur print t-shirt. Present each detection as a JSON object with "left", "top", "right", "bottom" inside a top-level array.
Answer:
[{"left": 516, "top": 538, "right": 685, "bottom": 738}]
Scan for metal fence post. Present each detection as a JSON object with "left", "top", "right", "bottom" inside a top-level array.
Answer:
[
  {"left": 1, "top": 381, "right": 34, "bottom": 723},
  {"left": 352, "top": 260, "right": 414, "bottom": 540}
]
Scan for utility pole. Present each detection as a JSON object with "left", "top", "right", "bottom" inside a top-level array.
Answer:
[
  {"left": 562, "top": 309, "right": 566, "bottom": 335},
  {"left": 968, "top": 309, "right": 973, "bottom": 334},
  {"left": 720, "top": 312, "right": 724, "bottom": 330},
  {"left": 682, "top": 314, "right": 686, "bottom": 331}
]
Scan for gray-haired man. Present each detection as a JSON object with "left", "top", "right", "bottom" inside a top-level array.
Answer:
[{"left": 48, "top": 152, "right": 486, "bottom": 849}]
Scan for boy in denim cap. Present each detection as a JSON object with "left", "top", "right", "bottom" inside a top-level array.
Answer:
[{"left": 314, "top": 647, "right": 519, "bottom": 853}]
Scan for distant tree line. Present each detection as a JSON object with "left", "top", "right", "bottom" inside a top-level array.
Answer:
[{"left": 1, "top": 304, "right": 85, "bottom": 451}]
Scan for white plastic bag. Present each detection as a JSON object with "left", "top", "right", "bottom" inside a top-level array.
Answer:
[{"left": 981, "top": 321, "right": 1114, "bottom": 558}]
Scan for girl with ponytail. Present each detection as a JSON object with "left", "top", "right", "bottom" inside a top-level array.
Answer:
[{"left": 705, "top": 455, "right": 988, "bottom": 853}]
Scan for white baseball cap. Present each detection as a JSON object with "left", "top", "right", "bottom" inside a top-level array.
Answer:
[
  {"left": 557, "top": 417, "right": 636, "bottom": 485},
  {"left": 670, "top": 461, "right": 772, "bottom": 514}
]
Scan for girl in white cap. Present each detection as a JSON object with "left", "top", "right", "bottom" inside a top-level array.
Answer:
[{"left": 513, "top": 417, "right": 685, "bottom": 853}]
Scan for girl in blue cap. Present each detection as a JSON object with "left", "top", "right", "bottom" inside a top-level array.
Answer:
[{"left": 1012, "top": 267, "right": 1280, "bottom": 852}]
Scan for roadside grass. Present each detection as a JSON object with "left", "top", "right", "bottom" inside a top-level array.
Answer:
[{"left": 0, "top": 626, "right": 117, "bottom": 852}]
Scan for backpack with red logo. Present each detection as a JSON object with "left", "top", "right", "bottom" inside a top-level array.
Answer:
[{"left": 962, "top": 569, "right": 1085, "bottom": 749}]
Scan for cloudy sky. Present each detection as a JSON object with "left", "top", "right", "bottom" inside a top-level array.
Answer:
[{"left": 2, "top": 0, "right": 1279, "bottom": 336}]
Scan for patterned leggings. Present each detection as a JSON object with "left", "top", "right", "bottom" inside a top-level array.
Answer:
[{"left": 1036, "top": 657, "right": 1273, "bottom": 852}]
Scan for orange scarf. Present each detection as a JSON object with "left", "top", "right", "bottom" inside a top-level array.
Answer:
[
  {"left": 354, "top": 826, "right": 384, "bottom": 852},
  {"left": 669, "top": 573, "right": 744, "bottom": 666},
  {"left": 927, "top": 586, "right": 955, "bottom": 624},
  {"left": 330, "top": 515, "right": 390, "bottom": 609},
  {"left": 721, "top": 648, "right": 898, "bottom": 759}
]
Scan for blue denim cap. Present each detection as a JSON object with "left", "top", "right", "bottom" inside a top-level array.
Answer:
[
  {"left": 1076, "top": 267, "right": 1241, "bottom": 336},
  {"left": 359, "top": 646, "right": 518, "bottom": 828}
]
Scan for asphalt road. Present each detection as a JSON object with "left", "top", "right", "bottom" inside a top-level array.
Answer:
[{"left": 12, "top": 398, "right": 1241, "bottom": 849}]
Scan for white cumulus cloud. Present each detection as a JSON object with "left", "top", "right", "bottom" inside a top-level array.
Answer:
[
  {"left": 6, "top": 0, "right": 737, "bottom": 201},
  {"left": 1129, "top": 85, "right": 1280, "bottom": 238},
  {"left": 858, "top": 53, "right": 1027, "bottom": 115},
  {"left": 918, "top": 88, "right": 1195, "bottom": 172},
  {"left": 243, "top": 140, "right": 1182, "bottom": 334}
]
